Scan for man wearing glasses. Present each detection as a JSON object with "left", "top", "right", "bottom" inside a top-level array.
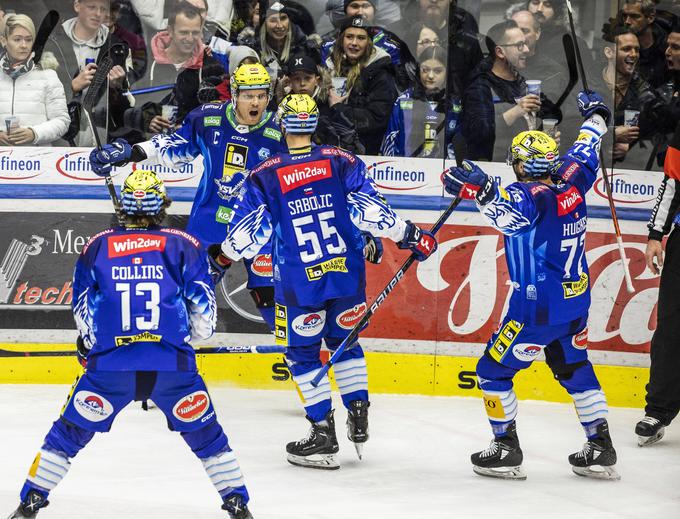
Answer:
[
  {"left": 460, "top": 19, "right": 560, "bottom": 161},
  {"left": 89, "top": 63, "right": 286, "bottom": 330}
]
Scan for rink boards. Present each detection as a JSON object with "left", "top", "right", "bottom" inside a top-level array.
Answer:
[{"left": 0, "top": 150, "right": 661, "bottom": 409}]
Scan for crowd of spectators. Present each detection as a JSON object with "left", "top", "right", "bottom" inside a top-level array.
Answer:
[{"left": 1, "top": 0, "right": 680, "bottom": 170}]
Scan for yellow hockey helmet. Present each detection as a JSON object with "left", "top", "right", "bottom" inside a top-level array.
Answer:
[
  {"left": 508, "top": 130, "right": 559, "bottom": 179},
  {"left": 230, "top": 62, "right": 271, "bottom": 99},
  {"left": 275, "top": 93, "right": 319, "bottom": 134},
  {"left": 121, "top": 169, "right": 167, "bottom": 216}
]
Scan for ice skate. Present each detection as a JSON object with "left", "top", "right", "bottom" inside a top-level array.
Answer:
[
  {"left": 221, "top": 494, "right": 253, "bottom": 519},
  {"left": 471, "top": 422, "right": 526, "bottom": 480},
  {"left": 635, "top": 416, "right": 665, "bottom": 447},
  {"left": 569, "top": 421, "right": 620, "bottom": 480},
  {"left": 347, "top": 400, "right": 370, "bottom": 460},
  {"left": 286, "top": 410, "right": 339, "bottom": 470},
  {"left": 7, "top": 490, "right": 48, "bottom": 519}
]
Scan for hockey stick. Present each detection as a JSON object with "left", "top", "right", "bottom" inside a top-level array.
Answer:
[
  {"left": 564, "top": 0, "right": 635, "bottom": 293},
  {"left": 311, "top": 196, "right": 461, "bottom": 388},
  {"left": 554, "top": 34, "right": 578, "bottom": 110},
  {"left": 81, "top": 55, "right": 123, "bottom": 222},
  {"left": 0, "top": 345, "right": 287, "bottom": 358},
  {"left": 32, "top": 10, "right": 60, "bottom": 64}
]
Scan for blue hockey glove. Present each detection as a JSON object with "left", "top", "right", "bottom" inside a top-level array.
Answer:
[
  {"left": 444, "top": 160, "right": 496, "bottom": 205},
  {"left": 362, "top": 232, "right": 383, "bottom": 264},
  {"left": 89, "top": 138, "right": 132, "bottom": 177},
  {"left": 397, "top": 221, "right": 437, "bottom": 262},
  {"left": 576, "top": 90, "right": 611, "bottom": 125},
  {"left": 207, "top": 243, "right": 232, "bottom": 284}
]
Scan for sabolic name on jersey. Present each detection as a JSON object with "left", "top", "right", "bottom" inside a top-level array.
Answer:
[{"left": 277, "top": 159, "right": 332, "bottom": 193}]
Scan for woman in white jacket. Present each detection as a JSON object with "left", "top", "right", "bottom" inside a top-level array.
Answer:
[{"left": 0, "top": 14, "right": 70, "bottom": 146}]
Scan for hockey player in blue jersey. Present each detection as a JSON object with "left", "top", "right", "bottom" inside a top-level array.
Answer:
[
  {"left": 7, "top": 170, "right": 254, "bottom": 519},
  {"left": 443, "top": 90, "right": 619, "bottom": 481},
  {"left": 210, "top": 93, "right": 438, "bottom": 469},
  {"left": 89, "top": 63, "right": 286, "bottom": 330}
]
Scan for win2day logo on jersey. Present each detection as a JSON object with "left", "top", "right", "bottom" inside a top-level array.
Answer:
[
  {"left": 107, "top": 234, "right": 166, "bottom": 258},
  {"left": 277, "top": 159, "right": 332, "bottom": 194}
]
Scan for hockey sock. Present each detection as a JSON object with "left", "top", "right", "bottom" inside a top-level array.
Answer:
[
  {"left": 21, "top": 448, "right": 71, "bottom": 501},
  {"left": 288, "top": 361, "right": 332, "bottom": 423},
  {"left": 481, "top": 389, "right": 519, "bottom": 437},
  {"left": 202, "top": 448, "right": 249, "bottom": 502},
  {"left": 330, "top": 345, "right": 368, "bottom": 408},
  {"left": 570, "top": 389, "right": 608, "bottom": 438}
]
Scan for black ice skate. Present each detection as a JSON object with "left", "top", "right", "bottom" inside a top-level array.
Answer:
[
  {"left": 569, "top": 421, "right": 620, "bottom": 480},
  {"left": 221, "top": 494, "right": 253, "bottom": 519},
  {"left": 471, "top": 422, "right": 526, "bottom": 480},
  {"left": 7, "top": 490, "right": 48, "bottom": 519},
  {"left": 635, "top": 416, "right": 666, "bottom": 447},
  {"left": 347, "top": 400, "right": 370, "bottom": 460},
  {"left": 286, "top": 409, "right": 339, "bottom": 470}
]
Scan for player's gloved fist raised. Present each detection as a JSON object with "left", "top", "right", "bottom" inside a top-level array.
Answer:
[
  {"left": 444, "top": 160, "right": 496, "bottom": 205},
  {"left": 89, "top": 138, "right": 132, "bottom": 177},
  {"left": 577, "top": 90, "right": 611, "bottom": 125},
  {"left": 398, "top": 221, "right": 437, "bottom": 261},
  {"left": 76, "top": 335, "right": 90, "bottom": 368},
  {"left": 362, "top": 232, "right": 383, "bottom": 264},
  {"left": 207, "top": 243, "right": 232, "bottom": 283}
]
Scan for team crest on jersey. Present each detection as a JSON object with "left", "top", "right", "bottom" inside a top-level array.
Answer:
[
  {"left": 562, "top": 272, "right": 589, "bottom": 299},
  {"left": 274, "top": 303, "right": 288, "bottom": 346},
  {"left": 73, "top": 391, "right": 113, "bottom": 422},
  {"left": 258, "top": 147, "right": 271, "bottom": 161},
  {"left": 292, "top": 311, "right": 326, "bottom": 337},
  {"left": 305, "top": 257, "right": 347, "bottom": 281},
  {"left": 489, "top": 320, "right": 524, "bottom": 362},
  {"left": 223, "top": 143, "right": 248, "bottom": 178},
  {"left": 173, "top": 391, "right": 210, "bottom": 423},
  {"left": 277, "top": 159, "right": 332, "bottom": 194},
  {"left": 557, "top": 186, "right": 584, "bottom": 216},
  {"left": 107, "top": 234, "right": 166, "bottom": 258}
]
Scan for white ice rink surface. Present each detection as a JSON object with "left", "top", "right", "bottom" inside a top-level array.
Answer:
[{"left": 1, "top": 385, "right": 679, "bottom": 519}]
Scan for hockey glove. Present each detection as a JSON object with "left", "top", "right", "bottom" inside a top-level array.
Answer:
[
  {"left": 444, "top": 160, "right": 496, "bottom": 205},
  {"left": 362, "top": 232, "right": 383, "bottom": 264},
  {"left": 577, "top": 90, "right": 611, "bottom": 125},
  {"left": 76, "top": 335, "right": 89, "bottom": 368},
  {"left": 208, "top": 243, "right": 232, "bottom": 284},
  {"left": 89, "top": 138, "right": 133, "bottom": 177},
  {"left": 398, "top": 221, "right": 437, "bottom": 262}
]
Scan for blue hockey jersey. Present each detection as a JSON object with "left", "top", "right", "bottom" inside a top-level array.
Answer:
[
  {"left": 72, "top": 226, "right": 217, "bottom": 371},
  {"left": 138, "top": 102, "right": 287, "bottom": 288},
  {"left": 476, "top": 117, "right": 606, "bottom": 326},
  {"left": 221, "top": 145, "right": 408, "bottom": 307}
]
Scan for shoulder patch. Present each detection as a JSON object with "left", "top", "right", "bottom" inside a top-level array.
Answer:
[
  {"left": 82, "top": 228, "right": 115, "bottom": 254},
  {"left": 320, "top": 146, "right": 357, "bottom": 164},
  {"left": 251, "top": 155, "right": 282, "bottom": 175},
  {"left": 159, "top": 228, "right": 201, "bottom": 248},
  {"left": 263, "top": 127, "right": 282, "bottom": 141},
  {"left": 201, "top": 103, "right": 224, "bottom": 111},
  {"left": 203, "top": 116, "right": 222, "bottom": 127},
  {"left": 400, "top": 100, "right": 414, "bottom": 110},
  {"left": 529, "top": 183, "right": 550, "bottom": 196}
]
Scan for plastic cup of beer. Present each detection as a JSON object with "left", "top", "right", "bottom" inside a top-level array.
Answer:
[
  {"left": 624, "top": 109, "right": 640, "bottom": 127},
  {"left": 543, "top": 118, "right": 558, "bottom": 137},
  {"left": 331, "top": 77, "right": 347, "bottom": 96},
  {"left": 5, "top": 116, "right": 20, "bottom": 134},
  {"left": 526, "top": 79, "right": 542, "bottom": 96}
]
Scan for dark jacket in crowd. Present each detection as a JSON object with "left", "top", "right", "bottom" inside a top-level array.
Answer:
[
  {"left": 639, "top": 22, "right": 670, "bottom": 89},
  {"left": 330, "top": 47, "right": 399, "bottom": 155},
  {"left": 461, "top": 58, "right": 561, "bottom": 161}
]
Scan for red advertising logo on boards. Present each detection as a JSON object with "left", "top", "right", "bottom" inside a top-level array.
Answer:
[
  {"left": 277, "top": 159, "right": 332, "bottom": 194},
  {"left": 107, "top": 234, "right": 166, "bottom": 258},
  {"left": 557, "top": 186, "right": 584, "bottom": 216}
]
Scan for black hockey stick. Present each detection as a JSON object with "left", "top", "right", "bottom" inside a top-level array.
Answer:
[
  {"left": 564, "top": 0, "right": 634, "bottom": 293},
  {"left": 554, "top": 33, "right": 578, "bottom": 110},
  {"left": 81, "top": 55, "right": 123, "bottom": 221},
  {"left": 0, "top": 344, "right": 287, "bottom": 358},
  {"left": 311, "top": 195, "right": 461, "bottom": 387},
  {"left": 32, "top": 10, "right": 60, "bottom": 64}
]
